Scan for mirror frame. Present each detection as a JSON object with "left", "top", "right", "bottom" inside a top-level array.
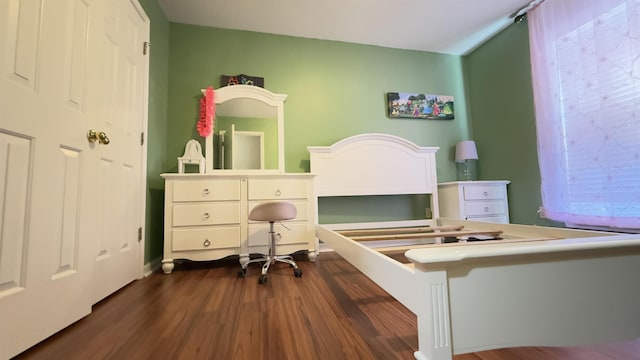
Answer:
[{"left": 203, "top": 85, "right": 287, "bottom": 173}]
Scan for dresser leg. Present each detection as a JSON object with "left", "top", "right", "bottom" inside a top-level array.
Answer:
[
  {"left": 308, "top": 250, "right": 318, "bottom": 262},
  {"left": 161, "top": 259, "right": 174, "bottom": 274}
]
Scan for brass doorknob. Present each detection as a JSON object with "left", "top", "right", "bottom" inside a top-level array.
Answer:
[
  {"left": 87, "top": 129, "right": 98, "bottom": 143},
  {"left": 98, "top": 131, "right": 110, "bottom": 145}
]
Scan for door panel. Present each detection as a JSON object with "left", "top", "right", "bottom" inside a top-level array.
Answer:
[
  {"left": 91, "top": 0, "right": 147, "bottom": 304},
  {"left": 7, "top": 0, "right": 42, "bottom": 88},
  {"left": 51, "top": 147, "right": 82, "bottom": 278},
  {"left": 0, "top": 0, "right": 148, "bottom": 357},
  {"left": 0, "top": 132, "right": 31, "bottom": 293},
  {"left": 0, "top": 1, "right": 97, "bottom": 357},
  {"left": 66, "top": 0, "right": 90, "bottom": 108}
]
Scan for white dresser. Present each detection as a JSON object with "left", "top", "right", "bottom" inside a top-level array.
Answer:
[
  {"left": 438, "top": 181, "right": 510, "bottom": 224},
  {"left": 161, "top": 173, "right": 317, "bottom": 274}
]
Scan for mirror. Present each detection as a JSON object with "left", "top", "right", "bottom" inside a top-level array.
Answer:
[
  {"left": 229, "top": 125, "right": 264, "bottom": 169},
  {"left": 204, "top": 85, "right": 287, "bottom": 173},
  {"left": 214, "top": 101, "right": 276, "bottom": 170}
]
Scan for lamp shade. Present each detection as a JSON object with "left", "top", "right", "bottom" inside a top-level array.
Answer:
[{"left": 455, "top": 140, "right": 478, "bottom": 163}]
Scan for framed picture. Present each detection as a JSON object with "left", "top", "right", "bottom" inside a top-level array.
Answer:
[{"left": 387, "top": 92, "right": 454, "bottom": 120}]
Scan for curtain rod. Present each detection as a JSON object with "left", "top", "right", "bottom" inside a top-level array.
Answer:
[{"left": 512, "top": 0, "right": 546, "bottom": 23}]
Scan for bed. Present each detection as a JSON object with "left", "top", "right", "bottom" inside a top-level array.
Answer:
[{"left": 307, "top": 133, "right": 640, "bottom": 360}]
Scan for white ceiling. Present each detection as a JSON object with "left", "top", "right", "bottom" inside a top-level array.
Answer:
[{"left": 157, "top": 0, "right": 534, "bottom": 55}]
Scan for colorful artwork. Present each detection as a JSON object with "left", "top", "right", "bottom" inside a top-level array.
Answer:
[{"left": 387, "top": 92, "right": 454, "bottom": 120}]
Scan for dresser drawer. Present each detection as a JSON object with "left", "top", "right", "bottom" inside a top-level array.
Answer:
[
  {"left": 247, "top": 222, "right": 312, "bottom": 247},
  {"left": 248, "top": 199, "right": 309, "bottom": 222},
  {"left": 463, "top": 185, "right": 505, "bottom": 200},
  {"left": 173, "top": 179, "right": 240, "bottom": 202},
  {"left": 172, "top": 226, "right": 240, "bottom": 251},
  {"left": 248, "top": 178, "right": 308, "bottom": 200},
  {"left": 173, "top": 203, "right": 240, "bottom": 226},
  {"left": 464, "top": 200, "right": 505, "bottom": 216}
]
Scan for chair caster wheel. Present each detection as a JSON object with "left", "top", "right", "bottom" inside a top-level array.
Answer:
[
  {"left": 294, "top": 269, "right": 302, "bottom": 277},
  {"left": 238, "top": 268, "right": 246, "bottom": 277},
  {"left": 258, "top": 275, "right": 267, "bottom": 284}
]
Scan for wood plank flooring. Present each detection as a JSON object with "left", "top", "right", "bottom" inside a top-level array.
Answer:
[{"left": 14, "top": 252, "right": 640, "bottom": 360}]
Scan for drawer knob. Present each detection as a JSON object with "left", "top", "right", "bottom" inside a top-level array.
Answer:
[
  {"left": 203, "top": 239, "right": 211, "bottom": 247},
  {"left": 484, "top": 206, "right": 489, "bottom": 212},
  {"left": 483, "top": 191, "right": 489, "bottom": 197},
  {"left": 275, "top": 189, "right": 281, "bottom": 197},
  {"left": 202, "top": 188, "right": 210, "bottom": 196},
  {"left": 202, "top": 212, "right": 210, "bottom": 220}
]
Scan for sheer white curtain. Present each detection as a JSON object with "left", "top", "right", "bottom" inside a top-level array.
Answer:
[{"left": 528, "top": 0, "right": 640, "bottom": 230}]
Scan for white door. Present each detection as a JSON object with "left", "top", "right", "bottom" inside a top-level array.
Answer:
[
  {"left": 91, "top": 0, "right": 148, "bottom": 304},
  {"left": 0, "top": 0, "right": 148, "bottom": 358}
]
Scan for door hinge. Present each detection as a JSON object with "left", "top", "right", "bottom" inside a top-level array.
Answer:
[
  {"left": 143, "top": 41, "right": 150, "bottom": 55},
  {"left": 138, "top": 227, "right": 143, "bottom": 242},
  {"left": 140, "top": 132, "right": 144, "bottom": 146}
]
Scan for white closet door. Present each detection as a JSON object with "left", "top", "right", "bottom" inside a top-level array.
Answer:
[
  {"left": 91, "top": 0, "right": 148, "bottom": 304},
  {"left": 0, "top": 0, "right": 148, "bottom": 357}
]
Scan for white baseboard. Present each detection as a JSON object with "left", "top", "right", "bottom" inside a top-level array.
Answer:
[{"left": 143, "top": 257, "right": 162, "bottom": 277}]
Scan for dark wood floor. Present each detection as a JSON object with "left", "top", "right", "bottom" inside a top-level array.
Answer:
[{"left": 15, "top": 251, "right": 640, "bottom": 360}]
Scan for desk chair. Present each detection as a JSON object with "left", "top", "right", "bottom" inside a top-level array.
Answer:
[{"left": 239, "top": 201, "right": 302, "bottom": 284}]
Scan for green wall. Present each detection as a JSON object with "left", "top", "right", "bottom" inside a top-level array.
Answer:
[
  {"left": 139, "top": 3, "right": 557, "bottom": 264},
  {"left": 464, "top": 19, "right": 557, "bottom": 226},
  {"left": 166, "top": 24, "right": 471, "bottom": 178},
  {"left": 139, "top": 0, "right": 169, "bottom": 263},
  {"left": 162, "top": 24, "right": 476, "bottom": 227}
]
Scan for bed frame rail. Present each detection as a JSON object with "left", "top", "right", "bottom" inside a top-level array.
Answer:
[{"left": 316, "top": 225, "right": 419, "bottom": 313}]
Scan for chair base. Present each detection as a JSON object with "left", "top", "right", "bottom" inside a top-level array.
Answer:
[
  {"left": 239, "top": 255, "right": 302, "bottom": 284},
  {"left": 238, "top": 221, "right": 302, "bottom": 284}
]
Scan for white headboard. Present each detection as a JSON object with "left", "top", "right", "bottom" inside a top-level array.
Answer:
[{"left": 308, "top": 133, "right": 440, "bottom": 225}]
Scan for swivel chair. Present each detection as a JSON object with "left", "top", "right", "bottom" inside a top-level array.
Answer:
[{"left": 239, "top": 201, "right": 302, "bottom": 284}]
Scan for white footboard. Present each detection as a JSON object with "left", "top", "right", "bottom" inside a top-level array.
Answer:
[{"left": 407, "top": 232, "right": 640, "bottom": 360}]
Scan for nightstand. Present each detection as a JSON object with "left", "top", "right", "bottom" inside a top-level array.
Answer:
[{"left": 438, "top": 181, "right": 510, "bottom": 224}]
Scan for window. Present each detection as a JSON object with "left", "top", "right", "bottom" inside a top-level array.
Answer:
[{"left": 528, "top": 0, "right": 640, "bottom": 230}]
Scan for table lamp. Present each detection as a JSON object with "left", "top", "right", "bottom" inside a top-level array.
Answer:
[{"left": 455, "top": 140, "right": 478, "bottom": 181}]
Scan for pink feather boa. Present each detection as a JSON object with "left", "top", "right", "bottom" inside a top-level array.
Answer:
[{"left": 197, "top": 86, "right": 215, "bottom": 137}]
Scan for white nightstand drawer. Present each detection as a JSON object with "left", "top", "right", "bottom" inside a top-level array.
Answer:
[
  {"left": 173, "top": 203, "right": 240, "bottom": 226},
  {"left": 172, "top": 226, "right": 240, "bottom": 251},
  {"left": 463, "top": 186, "right": 504, "bottom": 200},
  {"left": 464, "top": 200, "right": 505, "bottom": 216},
  {"left": 248, "top": 178, "right": 308, "bottom": 200},
  {"left": 438, "top": 181, "right": 510, "bottom": 224},
  {"left": 173, "top": 179, "right": 240, "bottom": 202},
  {"left": 465, "top": 215, "right": 508, "bottom": 223},
  {"left": 247, "top": 223, "right": 312, "bottom": 247},
  {"left": 248, "top": 199, "right": 309, "bottom": 222}
]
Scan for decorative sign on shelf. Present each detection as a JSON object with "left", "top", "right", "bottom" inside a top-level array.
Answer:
[
  {"left": 387, "top": 92, "right": 454, "bottom": 120},
  {"left": 221, "top": 74, "right": 264, "bottom": 88}
]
